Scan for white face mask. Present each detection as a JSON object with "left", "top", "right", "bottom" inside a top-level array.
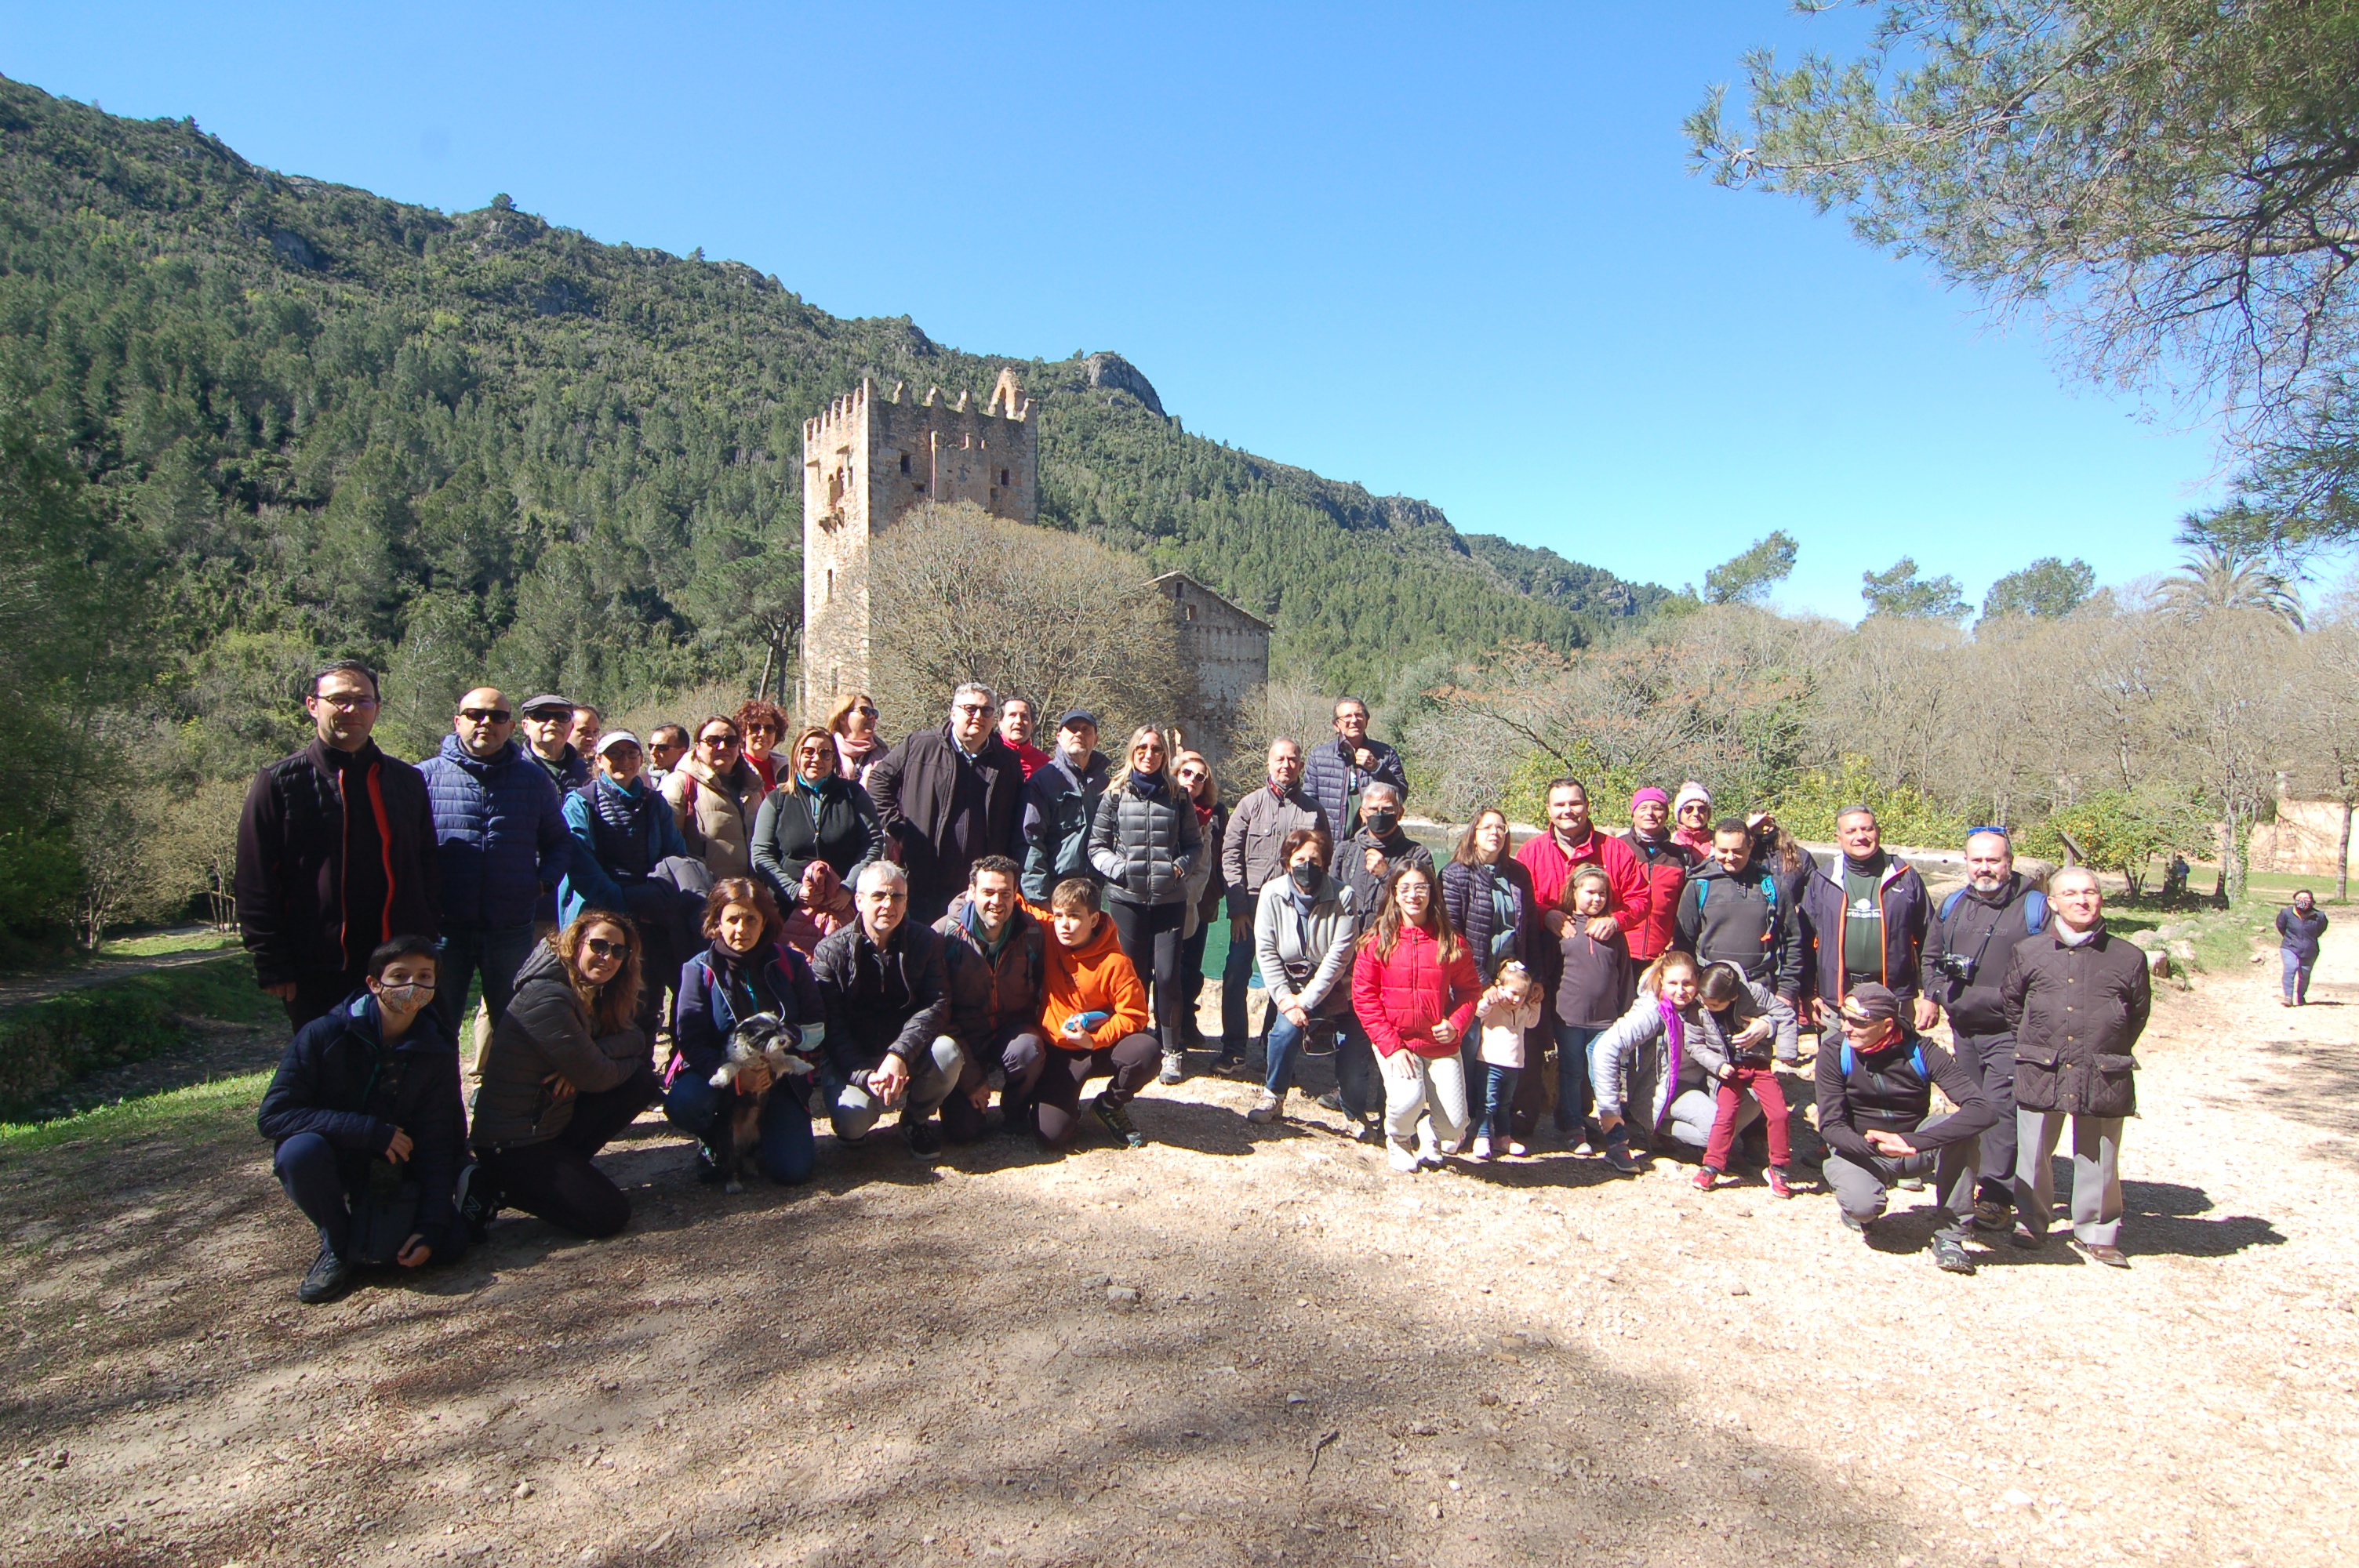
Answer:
[{"left": 377, "top": 982, "right": 434, "bottom": 1011}]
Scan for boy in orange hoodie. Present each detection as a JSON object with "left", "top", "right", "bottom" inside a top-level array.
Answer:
[{"left": 1027, "top": 877, "right": 1159, "bottom": 1150}]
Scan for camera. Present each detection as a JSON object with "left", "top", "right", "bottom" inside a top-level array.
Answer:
[{"left": 1934, "top": 951, "right": 1977, "bottom": 984}]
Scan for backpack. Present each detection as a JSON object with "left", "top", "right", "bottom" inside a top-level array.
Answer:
[
  {"left": 1841, "top": 1040, "right": 1929, "bottom": 1080},
  {"left": 1694, "top": 869, "right": 1778, "bottom": 914},
  {"left": 1939, "top": 886, "right": 2046, "bottom": 934}
]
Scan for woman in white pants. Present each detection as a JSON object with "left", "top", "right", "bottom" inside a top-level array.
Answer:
[{"left": 1350, "top": 862, "right": 1483, "bottom": 1173}]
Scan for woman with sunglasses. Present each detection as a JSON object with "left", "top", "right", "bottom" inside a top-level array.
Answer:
[
  {"left": 461, "top": 912, "right": 662, "bottom": 1241},
  {"left": 827, "top": 692, "right": 889, "bottom": 786},
  {"left": 1086, "top": 724, "right": 1201, "bottom": 1083},
  {"left": 663, "top": 715, "right": 770, "bottom": 880},
  {"left": 734, "top": 699, "right": 791, "bottom": 792}
]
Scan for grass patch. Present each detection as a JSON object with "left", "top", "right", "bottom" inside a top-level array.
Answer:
[
  {"left": 98, "top": 928, "right": 240, "bottom": 958},
  {"left": 0, "top": 956, "right": 281, "bottom": 1120},
  {"left": 0, "top": 1069, "right": 268, "bottom": 1156}
]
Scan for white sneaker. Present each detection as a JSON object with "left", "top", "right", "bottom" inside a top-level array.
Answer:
[
  {"left": 1387, "top": 1139, "right": 1420, "bottom": 1174},
  {"left": 1506, "top": 1140, "right": 1529, "bottom": 1157},
  {"left": 1245, "top": 1091, "right": 1284, "bottom": 1125},
  {"left": 1158, "top": 1052, "right": 1184, "bottom": 1086},
  {"left": 1467, "top": 1136, "right": 1493, "bottom": 1163},
  {"left": 1416, "top": 1131, "right": 1443, "bottom": 1170}
]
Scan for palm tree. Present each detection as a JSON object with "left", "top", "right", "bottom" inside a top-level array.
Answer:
[{"left": 2157, "top": 535, "right": 2306, "bottom": 630}]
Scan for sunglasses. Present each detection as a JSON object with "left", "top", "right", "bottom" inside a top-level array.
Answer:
[
  {"left": 744, "top": 724, "right": 779, "bottom": 737},
  {"left": 700, "top": 733, "right": 741, "bottom": 748},
  {"left": 583, "top": 937, "right": 626, "bottom": 960},
  {"left": 459, "top": 707, "right": 513, "bottom": 724}
]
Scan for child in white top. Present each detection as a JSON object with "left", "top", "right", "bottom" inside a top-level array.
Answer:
[{"left": 1470, "top": 961, "right": 1543, "bottom": 1161}]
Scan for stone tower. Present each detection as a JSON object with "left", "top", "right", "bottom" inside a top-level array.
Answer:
[{"left": 800, "top": 369, "right": 1035, "bottom": 715}]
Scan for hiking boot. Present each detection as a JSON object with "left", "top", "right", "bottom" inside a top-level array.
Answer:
[
  {"left": 1766, "top": 1166, "right": 1793, "bottom": 1200},
  {"left": 1930, "top": 1236, "right": 1978, "bottom": 1276},
  {"left": 1692, "top": 1166, "right": 1721, "bottom": 1192},
  {"left": 1245, "top": 1091, "right": 1285, "bottom": 1125},
  {"left": 453, "top": 1162, "right": 496, "bottom": 1243},
  {"left": 1158, "top": 1052, "right": 1185, "bottom": 1086},
  {"left": 901, "top": 1115, "right": 943, "bottom": 1160},
  {"left": 1317, "top": 1091, "right": 1345, "bottom": 1112},
  {"left": 1387, "top": 1138, "right": 1420, "bottom": 1174},
  {"left": 1840, "top": 1211, "right": 1868, "bottom": 1236},
  {"left": 297, "top": 1246, "right": 352, "bottom": 1305},
  {"left": 1092, "top": 1094, "right": 1144, "bottom": 1149},
  {"left": 1972, "top": 1198, "right": 2012, "bottom": 1236}
]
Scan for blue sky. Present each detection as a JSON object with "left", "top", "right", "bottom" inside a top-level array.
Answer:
[{"left": 1, "top": 2, "right": 2262, "bottom": 617}]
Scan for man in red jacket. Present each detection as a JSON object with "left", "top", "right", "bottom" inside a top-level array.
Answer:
[{"left": 1517, "top": 778, "right": 1650, "bottom": 1138}]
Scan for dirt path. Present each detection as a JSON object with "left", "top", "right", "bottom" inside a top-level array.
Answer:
[
  {"left": 3, "top": 927, "right": 2356, "bottom": 1567},
  {"left": 0, "top": 933, "right": 238, "bottom": 1009}
]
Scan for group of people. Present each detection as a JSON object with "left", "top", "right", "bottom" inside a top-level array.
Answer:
[{"left": 241, "top": 665, "right": 2155, "bottom": 1305}]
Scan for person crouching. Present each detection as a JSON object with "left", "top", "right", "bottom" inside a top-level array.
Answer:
[{"left": 1033, "top": 877, "right": 1161, "bottom": 1151}]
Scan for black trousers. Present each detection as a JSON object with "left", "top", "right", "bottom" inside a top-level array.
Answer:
[
  {"left": 283, "top": 969, "right": 365, "bottom": 1031},
  {"left": 474, "top": 1064, "right": 660, "bottom": 1239},
  {"left": 1950, "top": 1029, "right": 2020, "bottom": 1205},
  {"left": 1033, "top": 1033, "right": 1161, "bottom": 1149},
  {"left": 1106, "top": 898, "right": 1186, "bottom": 1047}
]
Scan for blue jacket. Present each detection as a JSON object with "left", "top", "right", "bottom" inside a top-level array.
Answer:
[
  {"left": 1300, "top": 734, "right": 1408, "bottom": 839},
  {"left": 2278, "top": 905, "right": 2330, "bottom": 961},
  {"left": 673, "top": 938, "right": 827, "bottom": 1081},
  {"left": 257, "top": 991, "right": 466, "bottom": 1249},
  {"left": 419, "top": 737, "right": 570, "bottom": 928},
  {"left": 560, "top": 775, "right": 689, "bottom": 925}
]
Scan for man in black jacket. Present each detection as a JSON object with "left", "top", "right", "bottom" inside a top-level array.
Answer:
[
  {"left": 936, "top": 855, "right": 1049, "bottom": 1142},
  {"left": 2001, "top": 867, "right": 2150, "bottom": 1267},
  {"left": 257, "top": 936, "right": 463, "bottom": 1304},
  {"left": 1797, "top": 806, "right": 1931, "bottom": 1018},
  {"left": 868, "top": 683, "right": 1027, "bottom": 923},
  {"left": 1020, "top": 710, "right": 1110, "bottom": 901},
  {"left": 1917, "top": 827, "right": 2049, "bottom": 1233},
  {"left": 813, "top": 862, "right": 963, "bottom": 1158},
  {"left": 1816, "top": 982, "right": 1997, "bottom": 1275},
  {"left": 236, "top": 660, "right": 441, "bottom": 1029}
]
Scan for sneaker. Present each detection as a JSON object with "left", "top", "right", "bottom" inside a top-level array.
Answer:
[
  {"left": 453, "top": 1162, "right": 496, "bottom": 1243},
  {"left": 1603, "top": 1141, "right": 1639, "bottom": 1175},
  {"left": 1930, "top": 1236, "right": 1978, "bottom": 1275},
  {"left": 1000, "top": 1098, "right": 1034, "bottom": 1138},
  {"left": 1317, "top": 1091, "right": 1345, "bottom": 1112},
  {"left": 1387, "top": 1138, "right": 1420, "bottom": 1174},
  {"left": 902, "top": 1116, "right": 943, "bottom": 1160},
  {"left": 1467, "top": 1136, "right": 1493, "bottom": 1163},
  {"left": 1092, "top": 1094, "right": 1144, "bottom": 1149},
  {"left": 1505, "top": 1141, "right": 1528, "bottom": 1158},
  {"left": 1416, "top": 1131, "right": 1443, "bottom": 1170},
  {"left": 298, "top": 1246, "right": 352, "bottom": 1305},
  {"left": 693, "top": 1145, "right": 725, "bottom": 1185},
  {"left": 1245, "top": 1091, "right": 1285, "bottom": 1125},
  {"left": 1766, "top": 1167, "right": 1793, "bottom": 1200},
  {"left": 1972, "top": 1198, "right": 2012, "bottom": 1235},
  {"left": 1692, "top": 1167, "right": 1721, "bottom": 1192},
  {"left": 1158, "top": 1052, "right": 1185, "bottom": 1087},
  {"left": 1840, "top": 1211, "right": 1868, "bottom": 1235}
]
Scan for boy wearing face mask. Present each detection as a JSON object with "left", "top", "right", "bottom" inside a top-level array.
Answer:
[{"left": 257, "top": 936, "right": 467, "bottom": 1305}]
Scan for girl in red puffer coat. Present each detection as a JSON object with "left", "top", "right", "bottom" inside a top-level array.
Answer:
[{"left": 1352, "top": 862, "right": 1481, "bottom": 1174}]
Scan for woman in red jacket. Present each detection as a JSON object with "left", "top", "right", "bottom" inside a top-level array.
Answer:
[{"left": 1352, "top": 862, "right": 1482, "bottom": 1174}]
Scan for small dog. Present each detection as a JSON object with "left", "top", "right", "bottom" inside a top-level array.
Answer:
[{"left": 707, "top": 1014, "right": 821, "bottom": 1192}]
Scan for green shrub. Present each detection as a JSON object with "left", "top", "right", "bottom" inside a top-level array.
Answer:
[{"left": 0, "top": 957, "right": 277, "bottom": 1120}]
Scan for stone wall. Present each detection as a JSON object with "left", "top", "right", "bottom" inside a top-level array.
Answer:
[{"left": 2248, "top": 798, "right": 2357, "bottom": 878}]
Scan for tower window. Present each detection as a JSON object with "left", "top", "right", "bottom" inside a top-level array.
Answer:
[
  {"left": 1185, "top": 604, "right": 1197, "bottom": 622},
  {"left": 825, "top": 568, "right": 834, "bottom": 603},
  {"left": 1000, "top": 468, "right": 1010, "bottom": 487},
  {"left": 900, "top": 452, "right": 911, "bottom": 474}
]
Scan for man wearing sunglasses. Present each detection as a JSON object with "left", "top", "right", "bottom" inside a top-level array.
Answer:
[
  {"left": 237, "top": 659, "right": 442, "bottom": 1029},
  {"left": 867, "top": 683, "right": 1028, "bottom": 924},
  {"left": 420, "top": 688, "right": 572, "bottom": 1034}
]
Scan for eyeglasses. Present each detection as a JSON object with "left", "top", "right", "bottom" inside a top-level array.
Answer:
[
  {"left": 583, "top": 938, "right": 625, "bottom": 960},
  {"left": 459, "top": 708, "right": 513, "bottom": 724},
  {"left": 314, "top": 692, "right": 379, "bottom": 710},
  {"left": 744, "top": 724, "right": 779, "bottom": 737},
  {"left": 953, "top": 703, "right": 993, "bottom": 715}
]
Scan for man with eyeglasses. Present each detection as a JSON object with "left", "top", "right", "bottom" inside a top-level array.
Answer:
[
  {"left": 867, "top": 683, "right": 1027, "bottom": 924},
  {"left": 237, "top": 659, "right": 442, "bottom": 1029},
  {"left": 812, "top": 862, "right": 962, "bottom": 1160},
  {"left": 419, "top": 688, "right": 571, "bottom": 1034},
  {"left": 1915, "top": 825, "right": 2052, "bottom": 1236},
  {"left": 518, "top": 694, "right": 592, "bottom": 797}
]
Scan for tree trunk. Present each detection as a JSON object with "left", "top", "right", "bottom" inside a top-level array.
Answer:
[
  {"left": 2341, "top": 798, "right": 2354, "bottom": 904},
  {"left": 756, "top": 647, "right": 774, "bottom": 705}
]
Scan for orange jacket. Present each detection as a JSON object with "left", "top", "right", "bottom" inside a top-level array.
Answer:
[{"left": 1022, "top": 898, "right": 1150, "bottom": 1051}]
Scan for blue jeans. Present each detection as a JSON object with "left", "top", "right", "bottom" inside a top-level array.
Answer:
[
  {"left": 434, "top": 921, "right": 539, "bottom": 1034},
  {"left": 1218, "top": 926, "right": 1254, "bottom": 1052},
  {"left": 664, "top": 1069, "right": 818, "bottom": 1185},
  {"left": 1553, "top": 1022, "right": 1606, "bottom": 1134},
  {"left": 1263, "top": 1010, "right": 1339, "bottom": 1096},
  {"left": 1478, "top": 1064, "right": 1521, "bottom": 1142},
  {"left": 2284, "top": 947, "right": 2314, "bottom": 1003},
  {"left": 1333, "top": 1014, "right": 1377, "bottom": 1123}
]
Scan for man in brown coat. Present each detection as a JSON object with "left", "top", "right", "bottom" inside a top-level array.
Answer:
[{"left": 2000, "top": 866, "right": 2150, "bottom": 1266}]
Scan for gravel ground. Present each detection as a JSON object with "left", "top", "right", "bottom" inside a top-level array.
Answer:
[{"left": 2, "top": 931, "right": 2355, "bottom": 1568}]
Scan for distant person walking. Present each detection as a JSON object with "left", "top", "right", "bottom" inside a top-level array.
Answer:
[
  {"left": 1303, "top": 697, "right": 1408, "bottom": 841},
  {"left": 236, "top": 660, "right": 441, "bottom": 1029},
  {"left": 2277, "top": 890, "right": 2329, "bottom": 1006}
]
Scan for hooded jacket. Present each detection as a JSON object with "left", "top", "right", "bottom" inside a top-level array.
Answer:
[
  {"left": 1031, "top": 901, "right": 1152, "bottom": 1051},
  {"left": 1617, "top": 830, "right": 1696, "bottom": 963},
  {"left": 1921, "top": 873, "right": 2046, "bottom": 1036},
  {"left": 1350, "top": 921, "right": 1481, "bottom": 1061},
  {"left": 936, "top": 896, "right": 1049, "bottom": 1044},
  {"left": 2001, "top": 922, "right": 2151, "bottom": 1117},
  {"left": 1253, "top": 867, "right": 1359, "bottom": 1018},
  {"left": 1020, "top": 750, "right": 1111, "bottom": 901},
  {"left": 2278, "top": 904, "right": 2330, "bottom": 962},
  {"left": 751, "top": 771, "right": 886, "bottom": 909},
  {"left": 419, "top": 736, "right": 570, "bottom": 929},
  {"left": 1675, "top": 856, "right": 1804, "bottom": 996},
  {"left": 1087, "top": 772, "right": 1201, "bottom": 907},
  {"left": 1797, "top": 851, "right": 1931, "bottom": 1007},
  {"left": 671, "top": 938, "right": 827, "bottom": 1083},
  {"left": 258, "top": 989, "right": 466, "bottom": 1249},
  {"left": 1814, "top": 1023, "right": 1995, "bottom": 1165},
  {"left": 470, "top": 941, "right": 649, "bottom": 1151},
  {"left": 811, "top": 917, "right": 951, "bottom": 1076},
  {"left": 664, "top": 754, "right": 769, "bottom": 880},
  {"left": 1219, "top": 782, "right": 1330, "bottom": 916},
  {"left": 236, "top": 739, "right": 441, "bottom": 988}
]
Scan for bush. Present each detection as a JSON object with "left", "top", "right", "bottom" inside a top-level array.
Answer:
[{"left": 0, "top": 956, "right": 276, "bottom": 1120}]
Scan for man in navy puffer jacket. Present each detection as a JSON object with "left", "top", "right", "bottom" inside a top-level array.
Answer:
[{"left": 418, "top": 687, "right": 570, "bottom": 1033}]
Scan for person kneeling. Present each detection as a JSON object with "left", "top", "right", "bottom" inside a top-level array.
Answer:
[
  {"left": 461, "top": 913, "right": 663, "bottom": 1241},
  {"left": 812, "top": 862, "right": 964, "bottom": 1159},
  {"left": 1034, "top": 877, "right": 1161, "bottom": 1151},
  {"left": 259, "top": 936, "right": 465, "bottom": 1304},
  {"left": 1816, "top": 982, "right": 1996, "bottom": 1275},
  {"left": 666, "top": 877, "right": 826, "bottom": 1188}
]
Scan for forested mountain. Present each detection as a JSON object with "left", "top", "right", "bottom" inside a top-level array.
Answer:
[{"left": 0, "top": 75, "right": 1665, "bottom": 756}]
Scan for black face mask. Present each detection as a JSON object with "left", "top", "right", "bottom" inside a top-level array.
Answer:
[
  {"left": 1289, "top": 861, "right": 1322, "bottom": 892},
  {"left": 1365, "top": 811, "right": 1398, "bottom": 836}
]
